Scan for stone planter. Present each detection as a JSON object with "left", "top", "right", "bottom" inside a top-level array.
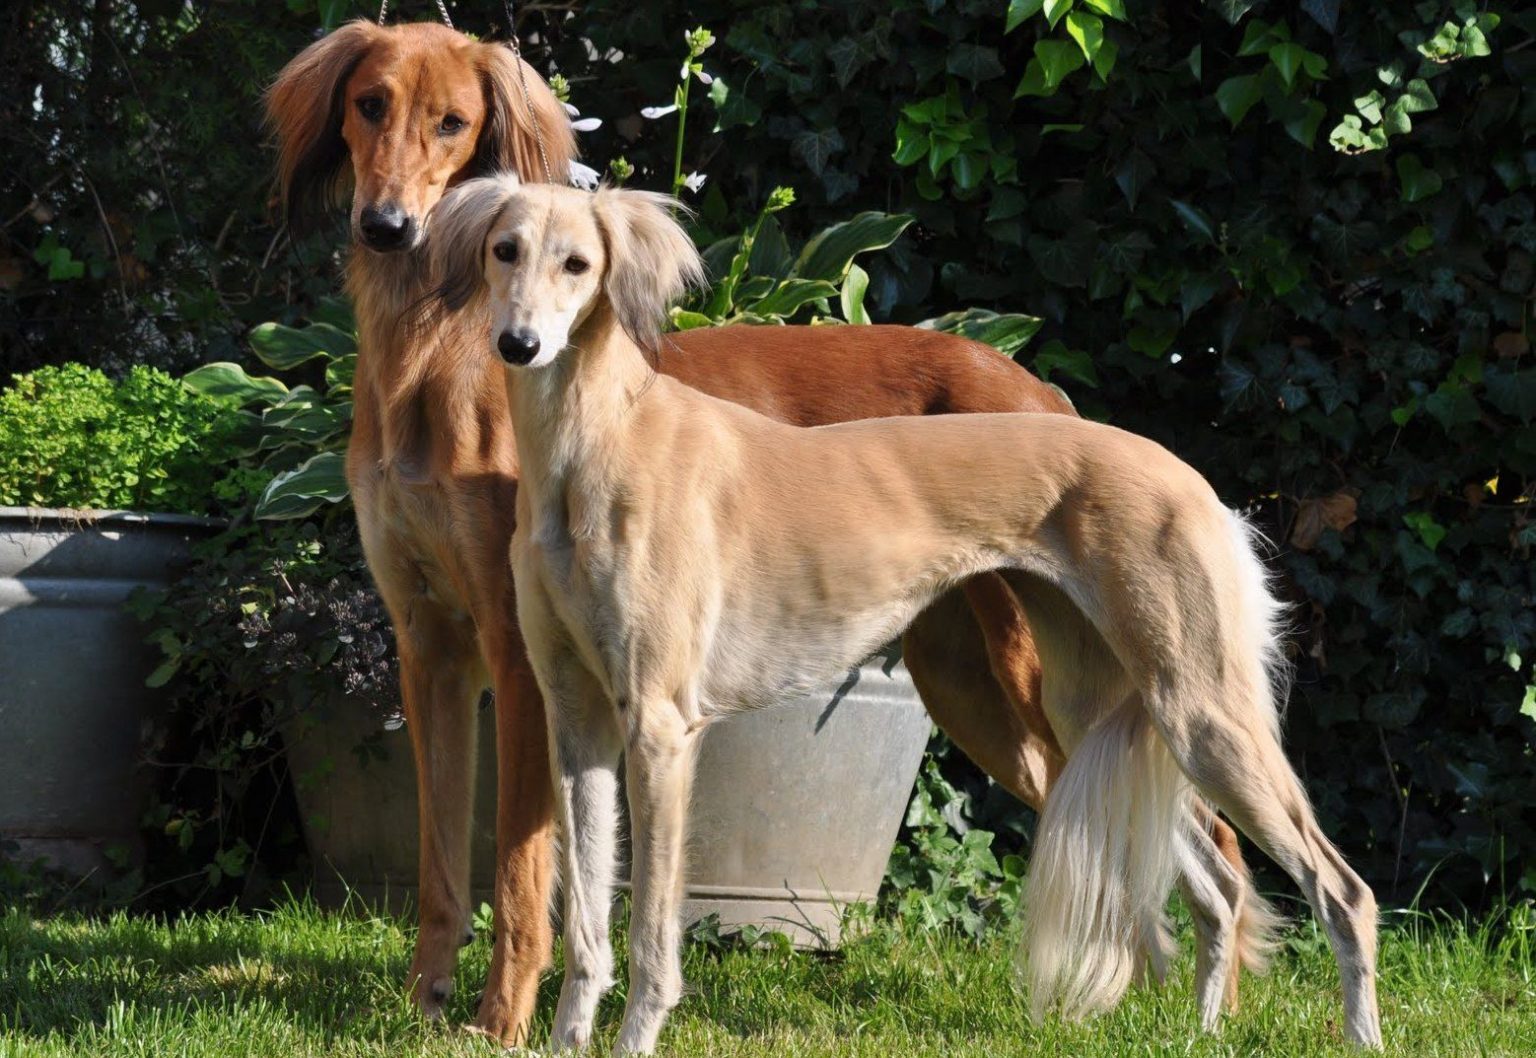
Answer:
[
  {"left": 0, "top": 507, "right": 217, "bottom": 876},
  {"left": 287, "top": 644, "right": 931, "bottom": 946}
]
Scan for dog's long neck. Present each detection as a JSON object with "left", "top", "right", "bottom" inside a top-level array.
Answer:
[
  {"left": 504, "top": 306, "right": 651, "bottom": 529},
  {"left": 346, "top": 249, "right": 511, "bottom": 483}
]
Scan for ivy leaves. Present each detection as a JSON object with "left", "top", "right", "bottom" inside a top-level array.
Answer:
[{"left": 1009, "top": 0, "right": 1125, "bottom": 98}]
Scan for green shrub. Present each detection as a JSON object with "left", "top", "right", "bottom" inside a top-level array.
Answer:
[{"left": 0, "top": 364, "right": 243, "bottom": 515}]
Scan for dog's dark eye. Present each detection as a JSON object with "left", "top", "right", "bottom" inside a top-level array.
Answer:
[
  {"left": 356, "top": 96, "right": 384, "bottom": 122},
  {"left": 564, "top": 255, "right": 590, "bottom": 275},
  {"left": 493, "top": 241, "right": 518, "bottom": 263},
  {"left": 440, "top": 113, "right": 465, "bottom": 134}
]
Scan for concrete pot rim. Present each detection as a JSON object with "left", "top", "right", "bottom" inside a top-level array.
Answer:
[{"left": 0, "top": 506, "right": 227, "bottom": 532}]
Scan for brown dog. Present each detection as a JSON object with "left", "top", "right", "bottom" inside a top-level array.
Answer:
[{"left": 266, "top": 19, "right": 1267, "bottom": 1045}]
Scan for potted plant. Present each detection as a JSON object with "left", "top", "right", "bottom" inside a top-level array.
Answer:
[{"left": 0, "top": 364, "right": 237, "bottom": 876}]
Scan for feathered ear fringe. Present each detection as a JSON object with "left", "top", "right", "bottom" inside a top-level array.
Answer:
[
  {"left": 591, "top": 189, "right": 706, "bottom": 351},
  {"left": 473, "top": 41, "right": 579, "bottom": 185},
  {"left": 265, "top": 20, "right": 379, "bottom": 235},
  {"left": 399, "top": 173, "right": 521, "bottom": 339}
]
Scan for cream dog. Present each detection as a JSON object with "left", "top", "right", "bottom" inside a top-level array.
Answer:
[{"left": 424, "top": 176, "right": 1383, "bottom": 1054}]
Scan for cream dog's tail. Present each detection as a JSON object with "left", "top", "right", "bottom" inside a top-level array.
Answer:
[{"left": 1021, "top": 507, "right": 1290, "bottom": 1021}]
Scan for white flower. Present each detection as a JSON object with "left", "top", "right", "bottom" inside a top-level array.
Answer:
[
  {"left": 695, "top": 69, "right": 714, "bottom": 85},
  {"left": 682, "top": 171, "right": 707, "bottom": 193},
  {"left": 563, "top": 102, "right": 580, "bottom": 118},
  {"left": 568, "top": 161, "right": 601, "bottom": 190},
  {"left": 640, "top": 103, "right": 678, "bottom": 119},
  {"left": 571, "top": 117, "right": 602, "bottom": 132}
]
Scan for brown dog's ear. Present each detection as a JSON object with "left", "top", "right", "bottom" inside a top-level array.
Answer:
[
  {"left": 265, "top": 20, "right": 378, "bottom": 235},
  {"left": 474, "top": 42, "right": 578, "bottom": 185},
  {"left": 592, "top": 189, "right": 705, "bottom": 350},
  {"left": 426, "top": 175, "right": 521, "bottom": 311}
]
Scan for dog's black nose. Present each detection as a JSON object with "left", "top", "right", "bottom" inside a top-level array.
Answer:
[
  {"left": 497, "top": 328, "right": 541, "bottom": 365},
  {"left": 358, "top": 203, "right": 413, "bottom": 251}
]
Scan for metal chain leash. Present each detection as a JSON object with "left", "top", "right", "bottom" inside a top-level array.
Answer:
[
  {"left": 376, "top": 1, "right": 455, "bottom": 30},
  {"left": 371, "top": 0, "right": 555, "bottom": 185},
  {"left": 503, "top": 0, "right": 554, "bottom": 184}
]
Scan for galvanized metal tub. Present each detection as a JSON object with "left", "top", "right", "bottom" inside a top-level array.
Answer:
[
  {"left": 0, "top": 507, "right": 214, "bottom": 876},
  {"left": 290, "top": 645, "right": 931, "bottom": 946}
]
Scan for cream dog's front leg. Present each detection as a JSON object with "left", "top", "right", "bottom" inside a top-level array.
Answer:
[
  {"left": 615, "top": 704, "right": 700, "bottom": 1055},
  {"left": 540, "top": 658, "right": 625, "bottom": 1051}
]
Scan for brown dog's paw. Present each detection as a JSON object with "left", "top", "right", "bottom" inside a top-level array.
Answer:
[{"left": 466, "top": 997, "right": 532, "bottom": 1049}]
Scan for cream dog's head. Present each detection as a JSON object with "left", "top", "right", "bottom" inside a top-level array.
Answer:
[{"left": 427, "top": 175, "right": 703, "bottom": 368}]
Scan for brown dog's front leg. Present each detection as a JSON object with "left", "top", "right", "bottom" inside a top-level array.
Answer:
[
  {"left": 470, "top": 640, "right": 556, "bottom": 1047},
  {"left": 398, "top": 630, "right": 481, "bottom": 1021}
]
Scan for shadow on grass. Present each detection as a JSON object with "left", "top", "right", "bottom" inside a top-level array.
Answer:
[{"left": 0, "top": 896, "right": 542, "bottom": 1045}]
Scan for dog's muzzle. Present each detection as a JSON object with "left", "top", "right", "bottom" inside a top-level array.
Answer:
[
  {"left": 498, "top": 328, "right": 541, "bottom": 366},
  {"left": 358, "top": 203, "right": 415, "bottom": 252}
]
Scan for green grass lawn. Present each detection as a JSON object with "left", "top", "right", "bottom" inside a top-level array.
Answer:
[{"left": 1, "top": 898, "right": 1531, "bottom": 1056}]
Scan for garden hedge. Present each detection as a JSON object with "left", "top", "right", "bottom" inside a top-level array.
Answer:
[{"left": 4, "top": 0, "right": 1533, "bottom": 910}]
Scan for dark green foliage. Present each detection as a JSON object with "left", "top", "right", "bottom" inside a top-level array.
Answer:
[
  {"left": 11, "top": 1, "right": 1531, "bottom": 912},
  {"left": 0, "top": 363, "right": 243, "bottom": 513},
  {"left": 0, "top": 1, "right": 341, "bottom": 379},
  {"left": 543, "top": 0, "right": 1536, "bottom": 910}
]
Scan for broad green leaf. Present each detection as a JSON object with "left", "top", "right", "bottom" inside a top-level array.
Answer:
[
  {"left": 669, "top": 308, "right": 714, "bottom": 330},
  {"left": 1043, "top": 0, "right": 1074, "bottom": 30},
  {"left": 1400, "top": 78, "right": 1438, "bottom": 114},
  {"left": 747, "top": 214, "right": 793, "bottom": 280},
  {"left": 1215, "top": 74, "right": 1263, "bottom": 127},
  {"left": 145, "top": 658, "right": 181, "bottom": 689},
  {"left": 1034, "top": 39, "right": 1086, "bottom": 89},
  {"left": 1285, "top": 99, "right": 1327, "bottom": 149},
  {"left": 1014, "top": 59, "right": 1050, "bottom": 98},
  {"left": 793, "top": 212, "right": 914, "bottom": 282},
  {"left": 249, "top": 321, "right": 355, "bottom": 370},
  {"left": 1355, "top": 90, "right": 1385, "bottom": 124},
  {"left": 840, "top": 264, "right": 870, "bottom": 325},
  {"left": 1083, "top": 0, "right": 1126, "bottom": 19},
  {"left": 952, "top": 152, "right": 985, "bottom": 190},
  {"left": 182, "top": 362, "right": 289, "bottom": 406},
  {"left": 946, "top": 43, "right": 1004, "bottom": 83},
  {"left": 1269, "top": 42, "right": 1308, "bottom": 87},
  {"left": 751, "top": 277, "right": 840, "bottom": 317},
  {"left": 1397, "top": 153, "right": 1443, "bottom": 203},
  {"left": 325, "top": 352, "right": 356, "bottom": 391},
  {"left": 255, "top": 451, "right": 349, "bottom": 520},
  {"left": 1211, "top": 0, "right": 1263, "bottom": 27},
  {"left": 1093, "top": 39, "right": 1119, "bottom": 81},
  {"left": 1237, "top": 19, "right": 1282, "bottom": 57},
  {"left": 918, "top": 309, "right": 1044, "bottom": 357},
  {"left": 1169, "top": 199, "right": 1217, "bottom": 243},
  {"left": 928, "top": 138, "right": 961, "bottom": 176},
  {"left": 1065, "top": 11, "right": 1104, "bottom": 64},
  {"left": 1402, "top": 512, "right": 1447, "bottom": 551},
  {"left": 1005, "top": 0, "right": 1045, "bottom": 34},
  {"left": 1029, "top": 338, "right": 1100, "bottom": 387}
]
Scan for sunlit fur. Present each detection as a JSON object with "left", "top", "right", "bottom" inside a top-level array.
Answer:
[
  {"left": 432, "top": 181, "right": 1384, "bottom": 1054},
  {"left": 267, "top": 20, "right": 1269, "bottom": 1046}
]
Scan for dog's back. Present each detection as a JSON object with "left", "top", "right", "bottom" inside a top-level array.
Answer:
[{"left": 660, "top": 324, "right": 1075, "bottom": 425}]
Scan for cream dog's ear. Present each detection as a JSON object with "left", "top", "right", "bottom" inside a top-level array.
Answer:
[
  {"left": 427, "top": 174, "right": 521, "bottom": 310},
  {"left": 592, "top": 188, "right": 705, "bottom": 350}
]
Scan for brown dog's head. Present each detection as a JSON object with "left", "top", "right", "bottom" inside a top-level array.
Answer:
[
  {"left": 427, "top": 177, "right": 703, "bottom": 367},
  {"left": 265, "top": 20, "right": 576, "bottom": 253}
]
